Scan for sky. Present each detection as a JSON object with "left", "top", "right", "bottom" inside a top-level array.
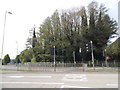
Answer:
[{"left": 0, "top": 0, "right": 119, "bottom": 59}]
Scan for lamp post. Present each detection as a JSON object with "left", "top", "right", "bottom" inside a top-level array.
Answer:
[
  {"left": 1, "top": 11, "right": 12, "bottom": 64},
  {"left": 90, "top": 41, "right": 95, "bottom": 70}
]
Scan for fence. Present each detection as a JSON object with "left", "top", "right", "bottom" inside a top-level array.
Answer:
[
  {"left": 15, "top": 62, "right": 82, "bottom": 72},
  {"left": 1, "top": 60, "right": 119, "bottom": 72}
]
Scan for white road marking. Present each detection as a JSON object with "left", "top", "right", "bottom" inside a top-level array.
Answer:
[
  {"left": 9, "top": 76, "right": 24, "bottom": 78},
  {"left": 60, "top": 85, "right": 90, "bottom": 88},
  {"left": 106, "top": 84, "right": 118, "bottom": 86},
  {"left": 25, "top": 76, "right": 52, "bottom": 78},
  {"left": 8, "top": 76, "right": 52, "bottom": 78},
  {"left": 62, "top": 74, "right": 88, "bottom": 81},
  {"left": 0, "top": 82, "right": 64, "bottom": 85}
]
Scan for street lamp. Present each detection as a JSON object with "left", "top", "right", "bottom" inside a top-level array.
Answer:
[
  {"left": 90, "top": 41, "right": 95, "bottom": 70},
  {"left": 1, "top": 11, "right": 12, "bottom": 63}
]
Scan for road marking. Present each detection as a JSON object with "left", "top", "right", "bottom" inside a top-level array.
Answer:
[
  {"left": 62, "top": 74, "right": 87, "bottom": 81},
  {"left": 25, "top": 76, "right": 52, "bottom": 78},
  {"left": 9, "top": 76, "right": 24, "bottom": 78},
  {"left": 106, "top": 84, "right": 118, "bottom": 86},
  {"left": 8, "top": 76, "right": 52, "bottom": 78},
  {"left": 60, "top": 85, "right": 90, "bottom": 88},
  {"left": 0, "top": 82, "right": 64, "bottom": 85}
]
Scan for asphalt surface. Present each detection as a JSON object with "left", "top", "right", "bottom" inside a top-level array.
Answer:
[{"left": 1, "top": 71, "right": 118, "bottom": 88}]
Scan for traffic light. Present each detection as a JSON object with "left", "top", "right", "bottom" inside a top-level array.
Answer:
[{"left": 85, "top": 43, "right": 91, "bottom": 52}]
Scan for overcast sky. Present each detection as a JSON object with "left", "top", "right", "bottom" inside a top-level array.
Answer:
[{"left": 0, "top": 0, "right": 119, "bottom": 59}]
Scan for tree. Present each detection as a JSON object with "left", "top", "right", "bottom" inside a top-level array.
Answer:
[
  {"left": 80, "top": 6, "right": 89, "bottom": 61},
  {"left": 32, "top": 27, "right": 37, "bottom": 48},
  {"left": 2, "top": 54, "right": 11, "bottom": 65},
  {"left": 19, "top": 49, "right": 33, "bottom": 63},
  {"left": 19, "top": 1, "right": 117, "bottom": 63},
  {"left": 31, "top": 55, "right": 36, "bottom": 63},
  {"left": 84, "top": 1, "right": 117, "bottom": 61},
  {"left": 26, "top": 27, "right": 37, "bottom": 49},
  {"left": 106, "top": 37, "right": 120, "bottom": 61},
  {"left": 15, "top": 55, "right": 21, "bottom": 64}
]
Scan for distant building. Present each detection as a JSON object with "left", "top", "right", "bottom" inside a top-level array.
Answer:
[{"left": 118, "top": 1, "right": 120, "bottom": 37}]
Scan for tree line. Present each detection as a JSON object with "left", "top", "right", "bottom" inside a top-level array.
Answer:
[{"left": 14, "top": 1, "right": 117, "bottom": 64}]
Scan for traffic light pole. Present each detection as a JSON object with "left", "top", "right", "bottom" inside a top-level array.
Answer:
[
  {"left": 73, "top": 51, "right": 76, "bottom": 64},
  {"left": 90, "top": 41, "right": 95, "bottom": 70},
  {"left": 53, "top": 46, "right": 56, "bottom": 72}
]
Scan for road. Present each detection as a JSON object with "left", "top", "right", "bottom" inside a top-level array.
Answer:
[{"left": 0, "top": 71, "right": 118, "bottom": 88}]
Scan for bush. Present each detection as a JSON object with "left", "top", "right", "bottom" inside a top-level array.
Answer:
[
  {"left": 31, "top": 55, "right": 36, "bottom": 63},
  {"left": 40, "top": 54, "right": 52, "bottom": 62},
  {"left": 2, "top": 54, "right": 11, "bottom": 65}
]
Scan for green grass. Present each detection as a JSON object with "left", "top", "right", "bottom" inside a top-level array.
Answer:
[
  {"left": 1, "top": 68, "right": 119, "bottom": 73},
  {"left": 85, "top": 70, "right": 120, "bottom": 72},
  {"left": 85, "top": 70, "right": 98, "bottom": 72},
  {"left": 103, "top": 71, "right": 120, "bottom": 72},
  {"left": 0, "top": 68, "right": 17, "bottom": 71},
  {"left": 0, "top": 68, "right": 41, "bottom": 72}
]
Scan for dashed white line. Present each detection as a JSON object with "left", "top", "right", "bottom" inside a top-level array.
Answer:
[
  {"left": 0, "top": 82, "right": 64, "bottom": 85},
  {"left": 8, "top": 76, "right": 52, "bottom": 78},
  {"left": 9, "top": 76, "right": 24, "bottom": 78}
]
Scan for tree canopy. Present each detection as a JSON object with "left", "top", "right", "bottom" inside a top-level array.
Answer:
[
  {"left": 106, "top": 37, "right": 120, "bottom": 61},
  {"left": 18, "top": 1, "right": 117, "bottom": 63}
]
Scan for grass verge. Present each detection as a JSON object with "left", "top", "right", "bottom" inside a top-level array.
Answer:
[
  {"left": 0, "top": 68, "right": 40, "bottom": 72},
  {"left": 85, "top": 70, "right": 120, "bottom": 72}
]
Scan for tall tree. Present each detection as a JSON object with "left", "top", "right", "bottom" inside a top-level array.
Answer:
[
  {"left": 88, "top": 1, "right": 98, "bottom": 41},
  {"left": 80, "top": 6, "right": 89, "bottom": 61},
  {"left": 32, "top": 27, "right": 37, "bottom": 48}
]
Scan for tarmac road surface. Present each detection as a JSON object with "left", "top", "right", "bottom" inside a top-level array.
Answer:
[{"left": 0, "top": 71, "right": 118, "bottom": 88}]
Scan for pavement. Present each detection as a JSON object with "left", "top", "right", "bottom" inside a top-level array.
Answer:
[{"left": 0, "top": 71, "right": 118, "bottom": 88}]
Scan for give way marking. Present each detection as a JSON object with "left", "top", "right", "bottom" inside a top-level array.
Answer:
[
  {"left": 106, "top": 84, "right": 118, "bottom": 87},
  {"left": 62, "top": 74, "right": 88, "bottom": 81},
  {"left": 60, "top": 85, "right": 90, "bottom": 88}
]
